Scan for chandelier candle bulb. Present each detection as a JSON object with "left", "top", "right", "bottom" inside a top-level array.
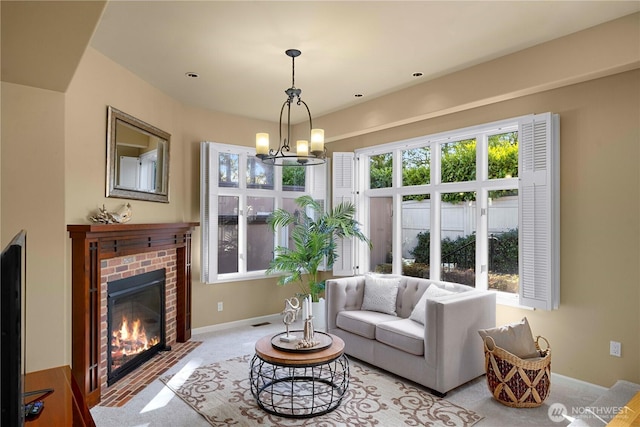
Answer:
[
  {"left": 256, "top": 133, "right": 269, "bottom": 156},
  {"left": 297, "top": 140, "right": 309, "bottom": 157},
  {"left": 310, "top": 129, "right": 324, "bottom": 153}
]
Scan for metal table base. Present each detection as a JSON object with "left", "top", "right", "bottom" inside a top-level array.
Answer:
[{"left": 249, "top": 353, "right": 349, "bottom": 418}]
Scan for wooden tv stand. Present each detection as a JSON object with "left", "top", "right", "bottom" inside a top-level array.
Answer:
[{"left": 25, "top": 365, "right": 95, "bottom": 426}]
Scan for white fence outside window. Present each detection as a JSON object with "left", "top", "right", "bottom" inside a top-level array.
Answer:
[{"left": 401, "top": 196, "right": 518, "bottom": 259}]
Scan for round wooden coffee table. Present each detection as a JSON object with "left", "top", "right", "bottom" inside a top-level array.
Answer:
[{"left": 249, "top": 332, "right": 349, "bottom": 418}]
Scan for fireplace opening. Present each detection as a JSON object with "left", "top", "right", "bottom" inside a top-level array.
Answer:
[{"left": 107, "top": 268, "right": 166, "bottom": 386}]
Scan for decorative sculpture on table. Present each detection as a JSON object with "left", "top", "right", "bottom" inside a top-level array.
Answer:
[
  {"left": 297, "top": 296, "right": 319, "bottom": 349},
  {"left": 279, "top": 297, "right": 300, "bottom": 342},
  {"left": 303, "top": 295, "right": 314, "bottom": 341}
]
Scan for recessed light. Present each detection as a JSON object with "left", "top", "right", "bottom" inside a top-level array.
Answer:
[
  {"left": 185, "top": 72, "right": 200, "bottom": 78},
  {"left": 412, "top": 72, "right": 423, "bottom": 77},
  {"left": 354, "top": 93, "right": 363, "bottom": 98}
]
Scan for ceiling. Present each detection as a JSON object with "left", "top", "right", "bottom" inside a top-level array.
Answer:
[
  {"left": 89, "top": 1, "right": 639, "bottom": 123},
  {"left": 1, "top": 1, "right": 107, "bottom": 92},
  {"left": 5, "top": 2, "right": 639, "bottom": 125}
]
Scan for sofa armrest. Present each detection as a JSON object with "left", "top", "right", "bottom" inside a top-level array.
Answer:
[
  {"left": 424, "top": 291, "right": 496, "bottom": 389},
  {"left": 325, "top": 276, "right": 366, "bottom": 331}
]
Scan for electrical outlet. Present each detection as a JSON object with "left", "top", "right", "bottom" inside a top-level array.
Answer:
[
  {"left": 217, "top": 302, "right": 223, "bottom": 312},
  {"left": 610, "top": 341, "right": 621, "bottom": 357}
]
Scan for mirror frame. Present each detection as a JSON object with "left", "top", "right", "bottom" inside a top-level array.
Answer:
[{"left": 106, "top": 106, "right": 171, "bottom": 203}]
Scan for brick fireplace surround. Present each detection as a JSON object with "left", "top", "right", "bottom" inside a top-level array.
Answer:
[
  {"left": 67, "top": 223, "right": 198, "bottom": 407},
  {"left": 101, "top": 250, "right": 176, "bottom": 391}
]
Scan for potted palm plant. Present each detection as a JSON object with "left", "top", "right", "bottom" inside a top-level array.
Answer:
[{"left": 266, "top": 195, "right": 370, "bottom": 325}]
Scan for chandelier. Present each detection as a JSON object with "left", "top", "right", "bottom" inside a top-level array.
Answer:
[{"left": 255, "top": 49, "right": 326, "bottom": 166}]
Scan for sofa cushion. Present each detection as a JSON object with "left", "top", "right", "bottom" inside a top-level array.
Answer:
[
  {"left": 376, "top": 318, "right": 425, "bottom": 356},
  {"left": 409, "top": 285, "right": 456, "bottom": 325},
  {"left": 478, "top": 317, "right": 539, "bottom": 359},
  {"left": 361, "top": 274, "right": 400, "bottom": 315},
  {"left": 336, "top": 310, "right": 397, "bottom": 339}
]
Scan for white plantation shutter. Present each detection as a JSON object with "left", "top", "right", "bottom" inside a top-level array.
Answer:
[
  {"left": 200, "top": 142, "right": 217, "bottom": 283},
  {"left": 333, "top": 152, "right": 356, "bottom": 276},
  {"left": 518, "top": 113, "right": 560, "bottom": 310}
]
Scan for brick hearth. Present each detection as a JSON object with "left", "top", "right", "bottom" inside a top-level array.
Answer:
[{"left": 100, "top": 340, "right": 202, "bottom": 407}]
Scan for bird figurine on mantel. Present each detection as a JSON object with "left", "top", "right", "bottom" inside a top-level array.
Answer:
[{"left": 90, "top": 203, "right": 132, "bottom": 224}]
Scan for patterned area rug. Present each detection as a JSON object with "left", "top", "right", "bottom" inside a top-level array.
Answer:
[{"left": 160, "top": 354, "right": 483, "bottom": 427}]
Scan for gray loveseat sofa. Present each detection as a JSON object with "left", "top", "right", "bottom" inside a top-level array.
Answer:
[{"left": 326, "top": 275, "right": 496, "bottom": 395}]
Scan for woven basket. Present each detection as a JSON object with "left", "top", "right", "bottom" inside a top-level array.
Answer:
[{"left": 483, "top": 335, "right": 551, "bottom": 408}]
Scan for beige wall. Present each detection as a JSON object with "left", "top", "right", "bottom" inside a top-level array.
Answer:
[
  {"left": 1, "top": 82, "right": 67, "bottom": 371},
  {"left": 65, "top": 48, "right": 185, "bottom": 225},
  {"left": 316, "top": 12, "right": 640, "bottom": 143},
  {"left": 0, "top": 14, "right": 637, "bottom": 388},
  {"left": 177, "top": 102, "right": 294, "bottom": 328},
  {"left": 64, "top": 48, "right": 293, "bottom": 352},
  {"left": 0, "top": 47, "right": 289, "bottom": 372},
  {"left": 326, "top": 70, "right": 640, "bottom": 388}
]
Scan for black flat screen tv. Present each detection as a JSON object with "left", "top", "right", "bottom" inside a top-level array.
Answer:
[{"left": 1, "top": 230, "right": 27, "bottom": 426}]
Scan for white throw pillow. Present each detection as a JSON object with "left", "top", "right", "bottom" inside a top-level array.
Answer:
[
  {"left": 361, "top": 275, "right": 400, "bottom": 316},
  {"left": 409, "top": 285, "right": 455, "bottom": 325},
  {"left": 478, "top": 317, "right": 540, "bottom": 359}
]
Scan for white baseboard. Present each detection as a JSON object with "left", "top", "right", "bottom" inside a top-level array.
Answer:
[
  {"left": 551, "top": 372, "right": 607, "bottom": 395},
  {"left": 192, "top": 313, "right": 281, "bottom": 336}
]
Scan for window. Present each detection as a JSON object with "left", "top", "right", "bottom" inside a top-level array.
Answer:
[
  {"left": 282, "top": 163, "right": 306, "bottom": 192},
  {"left": 401, "top": 194, "right": 430, "bottom": 278},
  {"left": 217, "top": 195, "right": 239, "bottom": 274},
  {"left": 441, "top": 139, "right": 476, "bottom": 183},
  {"left": 369, "top": 196, "right": 393, "bottom": 271},
  {"left": 247, "top": 157, "right": 274, "bottom": 189},
  {"left": 338, "top": 113, "right": 559, "bottom": 309},
  {"left": 441, "top": 191, "right": 477, "bottom": 286},
  {"left": 369, "top": 152, "right": 393, "bottom": 189},
  {"left": 200, "top": 142, "right": 327, "bottom": 283},
  {"left": 488, "top": 190, "right": 518, "bottom": 293},
  {"left": 403, "top": 147, "right": 430, "bottom": 186}
]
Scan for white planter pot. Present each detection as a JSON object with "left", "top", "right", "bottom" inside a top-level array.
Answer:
[{"left": 312, "top": 298, "right": 326, "bottom": 332}]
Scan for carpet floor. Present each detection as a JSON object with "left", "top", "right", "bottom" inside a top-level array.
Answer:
[
  {"left": 159, "top": 354, "right": 483, "bottom": 427},
  {"left": 91, "top": 319, "right": 604, "bottom": 426}
]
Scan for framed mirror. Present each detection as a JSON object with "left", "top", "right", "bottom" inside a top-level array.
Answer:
[{"left": 106, "top": 106, "right": 170, "bottom": 203}]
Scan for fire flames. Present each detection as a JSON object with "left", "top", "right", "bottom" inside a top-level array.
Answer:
[{"left": 111, "top": 316, "right": 159, "bottom": 368}]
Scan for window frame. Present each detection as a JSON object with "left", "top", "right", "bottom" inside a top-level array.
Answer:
[
  {"left": 349, "top": 114, "right": 558, "bottom": 309},
  {"left": 200, "top": 142, "right": 327, "bottom": 284}
]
